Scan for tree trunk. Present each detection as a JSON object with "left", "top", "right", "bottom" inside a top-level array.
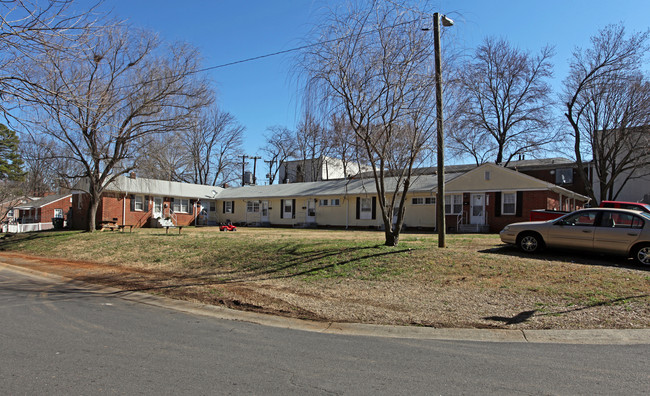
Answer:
[
  {"left": 86, "top": 193, "right": 101, "bottom": 232},
  {"left": 384, "top": 230, "right": 399, "bottom": 247}
]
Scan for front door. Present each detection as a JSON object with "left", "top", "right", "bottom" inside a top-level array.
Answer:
[
  {"left": 261, "top": 201, "right": 269, "bottom": 223},
  {"left": 153, "top": 197, "right": 163, "bottom": 219},
  {"left": 306, "top": 200, "right": 316, "bottom": 223},
  {"left": 470, "top": 194, "right": 485, "bottom": 225},
  {"left": 283, "top": 199, "right": 293, "bottom": 219}
]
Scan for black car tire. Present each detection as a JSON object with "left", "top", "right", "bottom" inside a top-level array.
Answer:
[
  {"left": 517, "top": 232, "right": 542, "bottom": 254},
  {"left": 632, "top": 244, "right": 650, "bottom": 266}
]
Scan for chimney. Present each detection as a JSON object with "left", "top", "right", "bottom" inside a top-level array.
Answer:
[{"left": 129, "top": 172, "right": 136, "bottom": 179}]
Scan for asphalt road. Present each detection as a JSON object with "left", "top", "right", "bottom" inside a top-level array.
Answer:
[{"left": 1, "top": 266, "right": 648, "bottom": 395}]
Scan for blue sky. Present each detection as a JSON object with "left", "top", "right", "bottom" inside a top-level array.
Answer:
[{"left": 83, "top": 0, "right": 650, "bottom": 160}]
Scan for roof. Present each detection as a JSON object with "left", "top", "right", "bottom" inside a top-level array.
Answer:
[
  {"left": 216, "top": 163, "right": 590, "bottom": 202},
  {"left": 76, "top": 175, "right": 224, "bottom": 200},
  {"left": 357, "top": 157, "right": 577, "bottom": 179},
  {"left": 15, "top": 194, "right": 71, "bottom": 210},
  {"left": 216, "top": 171, "right": 465, "bottom": 200}
]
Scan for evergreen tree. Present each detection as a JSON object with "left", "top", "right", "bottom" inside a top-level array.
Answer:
[{"left": 0, "top": 124, "right": 24, "bottom": 181}]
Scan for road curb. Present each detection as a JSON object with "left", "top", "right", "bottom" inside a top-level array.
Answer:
[{"left": 2, "top": 261, "right": 649, "bottom": 344}]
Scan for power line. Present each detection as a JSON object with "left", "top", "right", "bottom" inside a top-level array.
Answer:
[
  {"left": 109, "top": 18, "right": 421, "bottom": 91},
  {"left": 197, "top": 18, "right": 419, "bottom": 73}
]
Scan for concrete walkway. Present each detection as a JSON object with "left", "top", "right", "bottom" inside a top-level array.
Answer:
[{"left": 2, "top": 260, "right": 648, "bottom": 345}]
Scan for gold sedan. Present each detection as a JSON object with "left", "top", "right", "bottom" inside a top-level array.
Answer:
[{"left": 500, "top": 208, "right": 650, "bottom": 266}]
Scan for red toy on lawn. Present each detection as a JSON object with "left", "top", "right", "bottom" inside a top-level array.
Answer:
[{"left": 219, "top": 220, "right": 237, "bottom": 231}]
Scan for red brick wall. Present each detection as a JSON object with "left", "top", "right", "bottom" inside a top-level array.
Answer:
[
  {"left": 486, "top": 190, "right": 548, "bottom": 232},
  {"left": 71, "top": 192, "right": 199, "bottom": 229},
  {"left": 17, "top": 198, "right": 71, "bottom": 224},
  {"left": 520, "top": 167, "right": 590, "bottom": 196},
  {"left": 40, "top": 198, "right": 72, "bottom": 223},
  {"left": 70, "top": 193, "right": 87, "bottom": 229}
]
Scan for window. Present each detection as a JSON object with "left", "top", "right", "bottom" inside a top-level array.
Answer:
[
  {"left": 445, "top": 194, "right": 462, "bottom": 214},
  {"left": 412, "top": 197, "right": 435, "bottom": 205},
  {"left": 210, "top": 202, "right": 216, "bottom": 212},
  {"left": 247, "top": 201, "right": 260, "bottom": 213},
  {"left": 319, "top": 199, "right": 329, "bottom": 206},
  {"left": 360, "top": 197, "right": 372, "bottom": 220},
  {"left": 224, "top": 201, "right": 233, "bottom": 213},
  {"left": 134, "top": 195, "right": 144, "bottom": 211},
  {"left": 555, "top": 168, "right": 573, "bottom": 184},
  {"left": 330, "top": 199, "right": 340, "bottom": 206},
  {"left": 54, "top": 209, "right": 63, "bottom": 218},
  {"left": 485, "top": 171, "right": 491, "bottom": 180},
  {"left": 502, "top": 193, "right": 516, "bottom": 215},
  {"left": 558, "top": 211, "right": 597, "bottom": 226},
  {"left": 173, "top": 198, "right": 189, "bottom": 213},
  {"left": 6, "top": 209, "right": 13, "bottom": 218},
  {"left": 602, "top": 212, "right": 645, "bottom": 229},
  {"left": 283, "top": 199, "right": 293, "bottom": 218}
]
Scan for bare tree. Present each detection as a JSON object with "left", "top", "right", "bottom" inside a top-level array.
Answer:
[
  {"left": 19, "top": 134, "right": 57, "bottom": 195},
  {"left": 450, "top": 37, "right": 556, "bottom": 166},
  {"left": 564, "top": 24, "right": 650, "bottom": 204},
  {"left": 260, "top": 125, "right": 296, "bottom": 184},
  {"left": 15, "top": 25, "right": 210, "bottom": 231},
  {"left": 186, "top": 107, "right": 245, "bottom": 186},
  {"left": 0, "top": 0, "right": 102, "bottom": 117},
  {"left": 294, "top": 112, "right": 331, "bottom": 181},
  {"left": 299, "top": 0, "right": 441, "bottom": 246},
  {"left": 138, "top": 131, "right": 191, "bottom": 182},
  {"left": 328, "top": 112, "right": 361, "bottom": 178}
]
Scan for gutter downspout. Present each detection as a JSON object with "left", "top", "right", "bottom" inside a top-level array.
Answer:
[{"left": 122, "top": 193, "right": 126, "bottom": 226}]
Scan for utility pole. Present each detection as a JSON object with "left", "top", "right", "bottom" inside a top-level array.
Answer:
[
  {"left": 250, "top": 156, "right": 262, "bottom": 185},
  {"left": 430, "top": 12, "right": 454, "bottom": 248},
  {"left": 264, "top": 159, "right": 276, "bottom": 185},
  {"left": 241, "top": 154, "right": 247, "bottom": 186}
]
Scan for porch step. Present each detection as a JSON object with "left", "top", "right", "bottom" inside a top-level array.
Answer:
[{"left": 458, "top": 224, "right": 490, "bottom": 233}]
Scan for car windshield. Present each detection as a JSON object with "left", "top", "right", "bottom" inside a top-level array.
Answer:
[{"left": 639, "top": 212, "right": 650, "bottom": 221}]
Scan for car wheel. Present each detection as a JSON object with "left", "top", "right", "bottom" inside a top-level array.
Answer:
[
  {"left": 632, "top": 244, "right": 650, "bottom": 266},
  {"left": 518, "top": 233, "right": 542, "bottom": 253}
]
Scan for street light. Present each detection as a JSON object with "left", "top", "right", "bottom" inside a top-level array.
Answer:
[{"left": 432, "top": 12, "right": 453, "bottom": 247}]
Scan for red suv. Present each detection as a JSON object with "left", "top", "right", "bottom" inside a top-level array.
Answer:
[{"left": 599, "top": 201, "right": 650, "bottom": 213}]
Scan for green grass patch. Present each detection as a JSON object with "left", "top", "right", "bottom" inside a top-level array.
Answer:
[{"left": 1, "top": 227, "right": 648, "bottom": 309}]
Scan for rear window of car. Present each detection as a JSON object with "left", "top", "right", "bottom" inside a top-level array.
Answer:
[{"left": 607, "top": 212, "right": 645, "bottom": 229}]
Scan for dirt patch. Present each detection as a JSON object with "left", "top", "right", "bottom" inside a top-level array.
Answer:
[{"left": 2, "top": 251, "right": 648, "bottom": 329}]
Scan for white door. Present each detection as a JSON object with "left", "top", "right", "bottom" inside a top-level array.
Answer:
[
  {"left": 153, "top": 197, "right": 163, "bottom": 219},
  {"left": 306, "top": 200, "right": 316, "bottom": 223},
  {"left": 261, "top": 201, "right": 269, "bottom": 223},
  {"left": 470, "top": 194, "right": 485, "bottom": 225},
  {"left": 283, "top": 199, "right": 293, "bottom": 219}
]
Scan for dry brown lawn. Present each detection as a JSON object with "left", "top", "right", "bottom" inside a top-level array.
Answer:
[{"left": 1, "top": 227, "right": 648, "bottom": 329}]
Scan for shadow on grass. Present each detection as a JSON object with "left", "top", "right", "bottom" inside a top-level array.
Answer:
[
  {"left": 484, "top": 310, "right": 537, "bottom": 325},
  {"left": 483, "top": 244, "right": 650, "bottom": 271},
  {"left": 4, "top": 242, "right": 411, "bottom": 295},
  {"left": 483, "top": 294, "right": 649, "bottom": 325},
  {"left": 240, "top": 243, "right": 385, "bottom": 275},
  {"left": 0, "top": 230, "right": 79, "bottom": 250}
]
